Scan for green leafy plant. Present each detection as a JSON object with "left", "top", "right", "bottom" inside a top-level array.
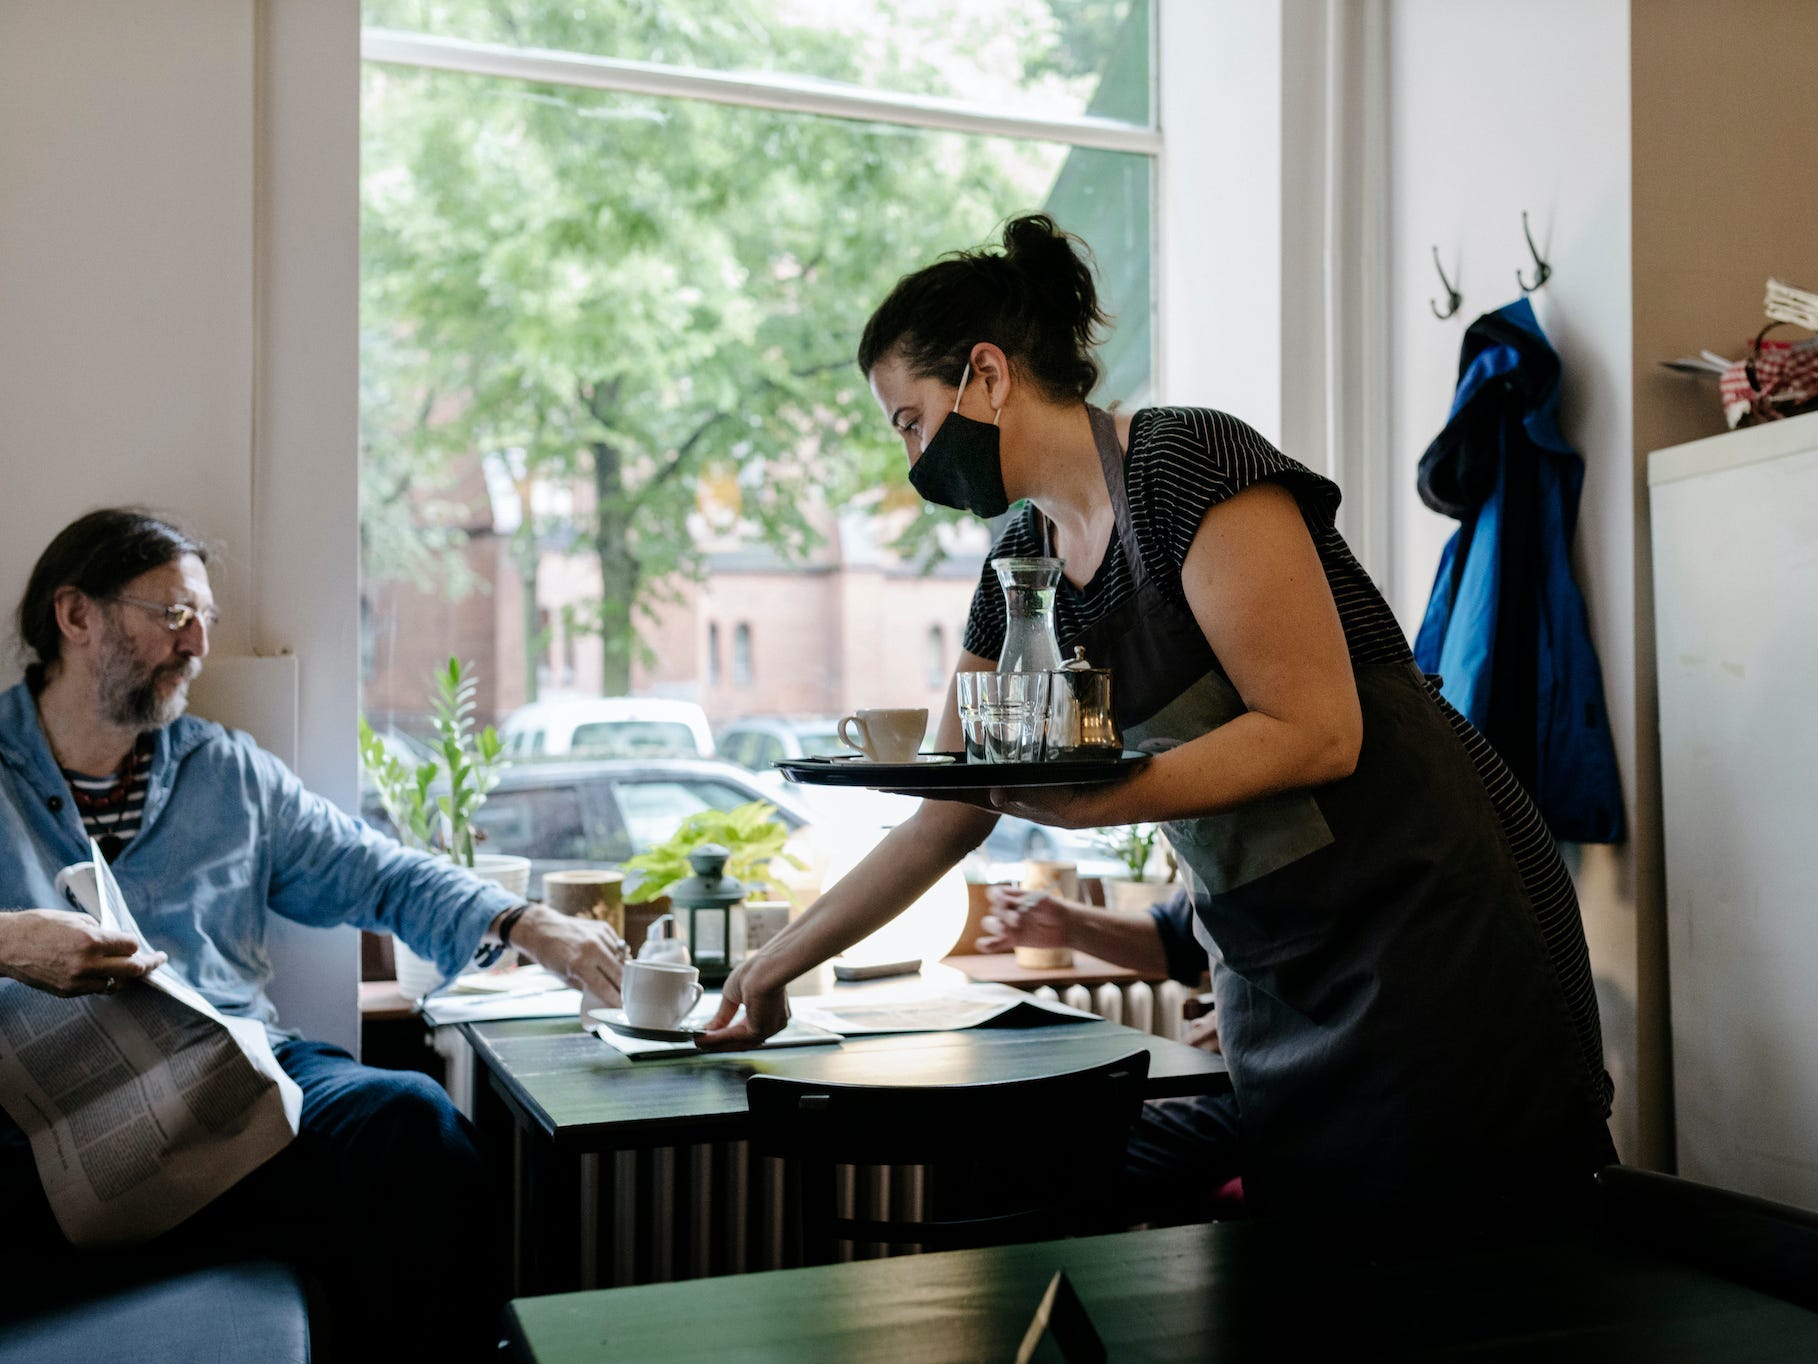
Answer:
[
  {"left": 1091, "top": 823, "right": 1174, "bottom": 884},
  {"left": 358, "top": 656, "right": 507, "bottom": 867},
  {"left": 621, "top": 801, "right": 806, "bottom": 904}
]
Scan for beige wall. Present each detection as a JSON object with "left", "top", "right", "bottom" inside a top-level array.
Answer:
[{"left": 1629, "top": 0, "right": 1818, "bottom": 1167}]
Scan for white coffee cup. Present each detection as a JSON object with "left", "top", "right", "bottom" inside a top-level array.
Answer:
[
  {"left": 837, "top": 707, "right": 928, "bottom": 763},
  {"left": 621, "top": 959, "right": 704, "bottom": 1030}
]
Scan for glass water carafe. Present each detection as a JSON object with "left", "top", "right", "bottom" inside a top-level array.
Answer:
[{"left": 992, "top": 556, "right": 1065, "bottom": 673}]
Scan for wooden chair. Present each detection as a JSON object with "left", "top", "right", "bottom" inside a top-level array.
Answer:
[
  {"left": 1595, "top": 1165, "right": 1818, "bottom": 1312},
  {"left": 746, "top": 1051, "right": 1152, "bottom": 1266}
]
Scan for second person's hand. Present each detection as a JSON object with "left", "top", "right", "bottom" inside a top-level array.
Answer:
[{"left": 975, "top": 886, "right": 1078, "bottom": 953}]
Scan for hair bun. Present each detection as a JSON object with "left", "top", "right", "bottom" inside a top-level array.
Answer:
[
  {"left": 1000, "top": 213, "right": 1072, "bottom": 272},
  {"left": 999, "top": 213, "right": 1104, "bottom": 356}
]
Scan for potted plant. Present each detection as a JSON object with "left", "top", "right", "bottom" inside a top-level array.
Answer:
[
  {"left": 1092, "top": 823, "right": 1178, "bottom": 913},
  {"left": 358, "top": 656, "right": 524, "bottom": 995},
  {"left": 619, "top": 800, "right": 806, "bottom": 955}
]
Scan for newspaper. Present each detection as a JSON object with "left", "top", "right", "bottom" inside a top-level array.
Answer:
[
  {"left": 0, "top": 841, "right": 301, "bottom": 1247},
  {"left": 417, "top": 965, "right": 582, "bottom": 1027}
]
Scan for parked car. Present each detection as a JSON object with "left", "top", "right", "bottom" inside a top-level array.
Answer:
[
  {"left": 717, "top": 715, "right": 850, "bottom": 770},
  {"left": 361, "top": 756, "right": 817, "bottom": 897},
  {"left": 715, "top": 714, "right": 1123, "bottom": 879},
  {"left": 499, "top": 696, "right": 715, "bottom": 761}
]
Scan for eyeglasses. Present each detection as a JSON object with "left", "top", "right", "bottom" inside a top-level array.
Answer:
[{"left": 102, "top": 594, "right": 220, "bottom": 633}]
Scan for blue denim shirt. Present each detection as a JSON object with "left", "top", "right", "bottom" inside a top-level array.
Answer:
[{"left": 0, "top": 681, "right": 512, "bottom": 1037}]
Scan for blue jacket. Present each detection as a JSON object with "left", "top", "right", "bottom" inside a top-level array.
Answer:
[
  {"left": 0, "top": 681, "right": 512, "bottom": 1037},
  {"left": 1413, "top": 298, "right": 1624, "bottom": 843}
]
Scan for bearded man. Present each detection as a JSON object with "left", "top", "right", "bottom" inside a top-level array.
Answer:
[{"left": 0, "top": 508, "right": 626, "bottom": 1359}]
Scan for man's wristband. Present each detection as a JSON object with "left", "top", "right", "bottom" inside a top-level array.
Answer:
[
  {"left": 472, "top": 902, "right": 533, "bottom": 969},
  {"left": 497, "top": 901, "right": 532, "bottom": 947}
]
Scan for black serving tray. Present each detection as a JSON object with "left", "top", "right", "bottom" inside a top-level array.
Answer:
[{"left": 776, "top": 750, "right": 1148, "bottom": 791}]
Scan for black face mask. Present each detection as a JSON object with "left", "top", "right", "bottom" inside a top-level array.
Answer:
[{"left": 908, "top": 364, "right": 1009, "bottom": 518}]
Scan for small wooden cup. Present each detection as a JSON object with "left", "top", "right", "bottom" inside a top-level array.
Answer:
[
  {"left": 541, "top": 869, "right": 625, "bottom": 935},
  {"left": 623, "top": 897, "right": 668, "bottom": 956}
]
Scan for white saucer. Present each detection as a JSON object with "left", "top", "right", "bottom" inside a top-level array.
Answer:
[
  {"left": 834, "top": 754, "right": 956, "bottom": 766},
  {"left": 590, "top": 1008, "right": 706, "bottom": 1042}
]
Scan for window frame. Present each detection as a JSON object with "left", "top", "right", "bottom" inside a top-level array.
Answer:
[{"left": 362, "top": 24, "right": 1161, "bottom": 157}]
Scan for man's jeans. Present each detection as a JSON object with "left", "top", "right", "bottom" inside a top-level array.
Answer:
[{"left": 0, "top": 1038, "right": 502, "bottom": 1359}]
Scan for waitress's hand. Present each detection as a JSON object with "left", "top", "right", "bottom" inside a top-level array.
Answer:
[
  {"left": 987, "top": 781, "right": 1123, "bottom": 829},
  {"left": 975, "top": 887, "right": 1078, "bottom": 954},
  {"left": 698, "top": 954, "right": 790, "bottom": 1049}
]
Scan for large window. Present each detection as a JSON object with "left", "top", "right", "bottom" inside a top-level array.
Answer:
[{"left": 359, "top": 0, "right": 1156, "bottom": 882}]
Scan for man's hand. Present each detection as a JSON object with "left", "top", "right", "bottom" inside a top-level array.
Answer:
[
  {"left": 0, "top": 908, "right": 166, "bottom": 997},
  {"left": 506, "top": 906, "right": 626, "bottom": 1009},
  {"left": 975, "top": 886, "right": 1077, "bottom": 953}
]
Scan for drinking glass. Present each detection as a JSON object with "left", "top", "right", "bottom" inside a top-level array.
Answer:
[
  {"left": 974, "top": 671, "right": 1051, "bottom": 764},
  {"left": 955, "top": 672, "right": 989, "bottom": 763}
]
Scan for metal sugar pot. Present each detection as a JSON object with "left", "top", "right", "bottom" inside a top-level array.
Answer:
[{"left": 1045, "top": 647, "right": 1123, "bottom": 759}]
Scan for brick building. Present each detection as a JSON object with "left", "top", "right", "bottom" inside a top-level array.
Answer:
[{"left": 362, "top": 488, "right": 992, "bottom": 737}]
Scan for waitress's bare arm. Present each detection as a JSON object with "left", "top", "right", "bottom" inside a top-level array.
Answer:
[
  {"left": 700, "top": 651, "right": 1001, "bottom": 1043},
  {"left": 993, "top": 481, "right": 1362, "bottom": 829}
]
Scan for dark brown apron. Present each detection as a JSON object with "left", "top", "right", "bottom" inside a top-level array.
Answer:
[{"left": 1065, "top": 406, "right": 1609, "bottom": 1217}]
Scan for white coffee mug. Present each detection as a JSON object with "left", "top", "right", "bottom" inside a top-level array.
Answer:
[
  {"left": 621, "top": 959, "right": 705, "bottom": 1030},
  {"left": 837, "top": 707, "right": 928, "bottom": 763}
]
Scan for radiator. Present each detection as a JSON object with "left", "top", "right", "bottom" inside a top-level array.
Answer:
[{"left": 580, "top": 978, "right": 1197, "bottom": 1288}]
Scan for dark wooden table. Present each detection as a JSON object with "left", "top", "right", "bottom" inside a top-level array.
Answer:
[
  {"left": 464, "top": 1009, "right": 1227, "bottom": 1294},
  {"left": 505, "top": 1217, "right": 1818, "bottom": 1362}
]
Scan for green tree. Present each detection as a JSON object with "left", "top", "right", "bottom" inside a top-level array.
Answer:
[{"left": 361, "top": 0, "right": 1138, "bottom": 695}]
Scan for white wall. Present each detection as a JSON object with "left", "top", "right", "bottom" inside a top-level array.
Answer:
[
  {"left": 1385, "top": 0, "right": 1642, "bottom": 1159},
  {"left": 1157, "top": 0, "right": 1283, "bottom": 440},
  {"left": 0, "top": 0, "right": 362, "bottom": 1050}
]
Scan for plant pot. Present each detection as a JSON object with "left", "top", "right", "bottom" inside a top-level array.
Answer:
[
  {"left": 1106, "top": 879, "right": 1177, "bottom": 914},
  {"left": 394, "top": 853, "right": 535, "bottom": 999}
]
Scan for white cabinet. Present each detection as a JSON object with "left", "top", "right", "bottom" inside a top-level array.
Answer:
[{"left": 1650, "top": 412, "right": 1818, "bottom": 1208}]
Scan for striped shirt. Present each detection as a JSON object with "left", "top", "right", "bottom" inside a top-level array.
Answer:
[
  {"left": 62, "top": 735, "right": 153, "bottom": 862},
  {"left": 962, "top": 406, "right": 1612, "bottom": 1118}
]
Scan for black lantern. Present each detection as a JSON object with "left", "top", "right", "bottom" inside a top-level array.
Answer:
[{"left": 668, "top": 844, "right": 745, "bottom": 986}]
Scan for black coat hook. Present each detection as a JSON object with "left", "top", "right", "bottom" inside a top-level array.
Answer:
[
  {"left": 1430, "top": 246, "right": 1461, "bottom": 320},
  {"left": 1517, "top": 211, "right": 1551, "bottom": 293}
]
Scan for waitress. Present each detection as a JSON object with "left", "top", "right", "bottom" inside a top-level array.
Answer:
[{"left": 704, "top": 213, "right": 1616, "bottom": 1222}]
